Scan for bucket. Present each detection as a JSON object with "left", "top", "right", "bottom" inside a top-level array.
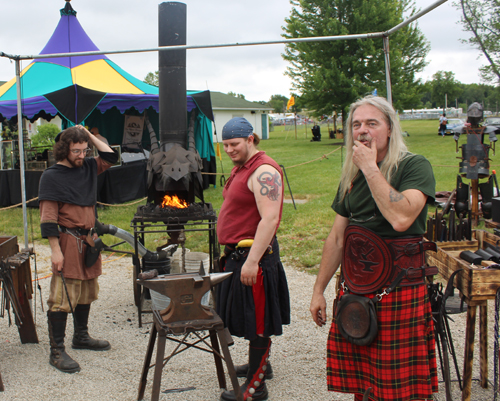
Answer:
[
  {"left": 170, "top": 248, "right": 190, "bottom": 274},
  {"left": 185, "top": 252, "right": 210, "bottom": 274},
  {"left": 143, "top": 258, "right": 171, "bottom": 275},
  {"left": 185, "top": 252, "right": 211, "bottom": 306}
]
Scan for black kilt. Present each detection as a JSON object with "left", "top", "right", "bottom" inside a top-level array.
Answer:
[{"left": 216, "top": 238, "right": 290, "bottom": 340}]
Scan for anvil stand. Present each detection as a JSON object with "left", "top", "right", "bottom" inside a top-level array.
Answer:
[
  {"left": 136, "top": 273, "right": 242, "bottom": 401},
  {"left": 131, "top": 214, "right": 218, "bottom": 327}
]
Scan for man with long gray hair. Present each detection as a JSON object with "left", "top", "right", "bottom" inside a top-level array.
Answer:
[{"left": 310, "top": 96, "right": 438, "bottom": 401}]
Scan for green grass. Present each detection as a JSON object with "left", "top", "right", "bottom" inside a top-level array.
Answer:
[{"left": 1, "top": 120, "right": 496, "bottom": 271}]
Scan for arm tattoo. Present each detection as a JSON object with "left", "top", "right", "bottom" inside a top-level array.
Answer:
[
  {"left": 389, "top": 188, "right": 404, "bottom": 202},
  {"left": 257, "top": 171, "right": 282, "bottom": 201}
]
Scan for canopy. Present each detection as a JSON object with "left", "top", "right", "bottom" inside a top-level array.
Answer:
[{"left": 0, "top": 2, "right": 213, "bottom": 127}]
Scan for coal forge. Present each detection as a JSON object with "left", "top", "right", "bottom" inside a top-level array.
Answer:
[{"left": 136, "top": 2, "right": 214, "bottom": 225}]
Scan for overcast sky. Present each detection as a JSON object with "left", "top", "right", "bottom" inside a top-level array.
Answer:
[{"left": 0, "top": 0, "right": 487, "bottom": 103}]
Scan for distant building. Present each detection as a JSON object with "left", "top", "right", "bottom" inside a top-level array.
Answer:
[
  {"left": 209, "top": 92, "right": 273, "bottom": 141},
  {"left": 401, "top": 107, "right": 463, "bottom": 119}
]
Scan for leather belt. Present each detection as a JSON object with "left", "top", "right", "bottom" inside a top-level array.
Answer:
[
  {"left": 59, "top": 226, "right": 90, "bottom": 237},
  {"left": 385, "top": 237, "right": 438, "bottom": 286},
  {"left": 342, "top": 224, "right": 437, "bottom": 294}
]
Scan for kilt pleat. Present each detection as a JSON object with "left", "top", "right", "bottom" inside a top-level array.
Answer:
[
  {"left": 327, "top": 284, "right": 438, "bottom": 401},
  {"left": 216, "top": 239, "right": 290, "bottom": 340}
]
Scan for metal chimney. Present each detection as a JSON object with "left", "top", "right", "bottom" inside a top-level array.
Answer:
[{"left": 158, "top": 2, "right": 187, "bottom": 151}]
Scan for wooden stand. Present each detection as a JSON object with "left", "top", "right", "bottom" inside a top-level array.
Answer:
[
  {"left": 137, "top": 309, "right": 242, "bottom": 401},
  {"left": 0, "top": 236, "right": 39, "bottom": 392},
  {"left": 427, "top": 231, "right": 500, "bottom": 401}
]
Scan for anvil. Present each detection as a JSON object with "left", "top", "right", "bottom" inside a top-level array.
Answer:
[{"left": 137, "top": 268, "right": 232, "bottom": 324}]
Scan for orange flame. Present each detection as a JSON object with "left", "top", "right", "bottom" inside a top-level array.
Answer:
[{"left": 161, "top": 194, "right": 188, "bottom": 209}]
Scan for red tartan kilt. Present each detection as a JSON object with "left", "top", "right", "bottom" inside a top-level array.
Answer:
[{"left": 327, "top": 284, "right": 438, "bottom": 401}]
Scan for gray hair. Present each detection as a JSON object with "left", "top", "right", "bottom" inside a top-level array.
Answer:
[{"left": 339, "top": 95, "right": 410, "bottom": 199}]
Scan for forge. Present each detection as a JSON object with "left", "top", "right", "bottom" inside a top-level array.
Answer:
[{"left": 129, "top": 2, "right": 219, "bottom": 327}]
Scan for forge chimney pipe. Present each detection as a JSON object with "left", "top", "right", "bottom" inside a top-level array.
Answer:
[{"left": 158, "top": 2, "right": 187, "bottom": 150}]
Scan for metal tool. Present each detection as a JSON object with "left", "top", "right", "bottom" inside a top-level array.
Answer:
[
  {"left": 137, "top": 271, "right": 232, "bottom": 328},
  {"left": 60, "top": 271, "right": 74, "bottom": 315}
]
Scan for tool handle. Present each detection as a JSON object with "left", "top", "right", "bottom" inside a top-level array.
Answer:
[
  {"left": 493, "top": 170, "right": 500, "bottom": 197},
  {"left": 138, "top": 269, "right": 158, "bottom": 280}
]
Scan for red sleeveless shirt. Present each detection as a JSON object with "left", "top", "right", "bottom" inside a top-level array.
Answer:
[{"left": 217, "top": 151, "right": 283, "bottom": 245}]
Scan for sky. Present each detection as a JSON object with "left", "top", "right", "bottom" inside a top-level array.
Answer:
[{"left": 0, "top": 0, "right": 487, "bottom": 103}]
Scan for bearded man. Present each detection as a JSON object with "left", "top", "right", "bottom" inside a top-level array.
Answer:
[
  {"left": 39, "top": 125, "right": 117, "bottom": 373},
  {"left": 216, "top": 117, "right": 290, "bottom": 401}
]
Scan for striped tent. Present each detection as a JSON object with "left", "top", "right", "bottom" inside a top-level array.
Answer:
[{"left": 0, "top": 1, "right": 213, "bottom": 129}]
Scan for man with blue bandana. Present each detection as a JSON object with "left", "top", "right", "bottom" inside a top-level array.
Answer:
[{"left": 217, "top": 117, "right": 290, "bottom": 401}]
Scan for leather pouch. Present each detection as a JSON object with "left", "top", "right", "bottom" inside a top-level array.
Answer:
[
  {"left": 335, "top": 293, "right": 378, "bottom": 346},
  {"left": 85, "top": 238, "right": 103, "bottom": 268}
]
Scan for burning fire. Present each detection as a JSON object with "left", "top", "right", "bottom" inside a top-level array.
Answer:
[{"left": 161, "top": 194, "right": 189, "bottom": 209}]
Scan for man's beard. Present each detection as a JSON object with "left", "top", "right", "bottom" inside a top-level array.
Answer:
[{"left": 69, "top": 158, "right": 84, "bottom": 168}]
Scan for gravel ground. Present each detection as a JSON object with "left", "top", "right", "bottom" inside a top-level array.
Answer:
[{"left": 0, "top": 244, "right": 498, "bottom": 400}]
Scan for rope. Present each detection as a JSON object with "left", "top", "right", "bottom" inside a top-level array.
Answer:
[
  {"left": 199, "top": 146, "right": 343, "bottom": 175},
  {"left": 0, "top": 197, "right": 38, "bottom": 211},
  {"left": 96, "top": 197, "right": 147, "bottom": 207},
  {"left": 285, "top": 146, "right": 341, "bottom": 169},
  {"left": 30, "top": 252, "right": 127, "bottom": 284}
]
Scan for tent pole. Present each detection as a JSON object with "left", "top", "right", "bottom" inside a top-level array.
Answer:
[
  {"left": 383, "top": 36, "right": 392, "bottom": 105},
  {"left": 15, "top": 59, "right": 29, "bottom": 249}
]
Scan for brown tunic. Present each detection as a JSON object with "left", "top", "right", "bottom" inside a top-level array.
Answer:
[{"left": 40, "top": 157, "right": 111, "bottom": 280}]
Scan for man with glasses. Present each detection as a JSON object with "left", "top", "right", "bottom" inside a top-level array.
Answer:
[
  {"left": 310, "top": 96, "right": 438, "bottom": 401},
  {"left": 38, "top": 125, "right": 118, "bottom": 373}
]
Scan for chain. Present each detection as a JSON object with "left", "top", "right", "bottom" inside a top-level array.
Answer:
[{"left": 63, "top": 230, "right": 85, "bottom": 253}]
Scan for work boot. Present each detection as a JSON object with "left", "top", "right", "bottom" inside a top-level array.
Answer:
[
  {"left": 234, "top": 361, "right": 273, "bottom": 379},
  {"left": 72, "top": 304, "right": 111, "bottom": 351},
  {"left": 221, "top": 337, "right": 271, "bottom": 401},
  {"left": 47, "top": 311, "right": 81, "bottom": 373}
]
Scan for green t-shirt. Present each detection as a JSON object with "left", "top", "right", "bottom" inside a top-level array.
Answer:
[{"left": 332, "top": 153, "right": 435, "bottom": 238}]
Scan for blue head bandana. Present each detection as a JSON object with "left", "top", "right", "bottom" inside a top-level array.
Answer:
[{"left": 222, "top": 117, "right": 254, "bottom": 140}]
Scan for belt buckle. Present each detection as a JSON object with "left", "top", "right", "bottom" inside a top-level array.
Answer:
[
  {"left": 405, "top": 266, "right": 424, "bottom": 281},
  {"left": 404, "top": 242, "right": 421, "bottom": 256},
  {"left": 231, "top": 249, "right": 244, "bottom": 261}
]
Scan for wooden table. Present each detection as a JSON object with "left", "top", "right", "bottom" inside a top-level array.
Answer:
[{"left": 427, "top": 231, "right": 500, "bottom": 401}]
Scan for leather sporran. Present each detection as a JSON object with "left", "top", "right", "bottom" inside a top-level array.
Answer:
[{"left": 335, "top": 293, "right": 378, "bottom": 346}]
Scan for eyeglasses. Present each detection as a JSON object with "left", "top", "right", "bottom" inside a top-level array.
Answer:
[{"left": 70, "top": 148, "right": 91, "bottom": 155}]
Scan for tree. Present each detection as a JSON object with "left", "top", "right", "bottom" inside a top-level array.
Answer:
[
  {"left": 227, "top": 91, "right": 246, "bottom": 99},
  {"left": 144, "top": 71, "right": 159, "bottom": 86},
  {"left": 268, "top": 94, "right": 289, "bottom": 113},
  {"left": 282, "top": 0, "right": 429, "bottom": 123},
  {"left": 30, "top": 123, "right": 60, "bottom": 149},
  {"left": 430, "top": 71, "right": 463, "bottom": 108},
  {"left": 459, "top": 0, "right": 500, "bottom": 84}
]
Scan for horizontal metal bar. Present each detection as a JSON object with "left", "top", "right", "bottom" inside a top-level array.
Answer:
[{"left": 0, "top": 0, "right": 446, "bottom": 61}]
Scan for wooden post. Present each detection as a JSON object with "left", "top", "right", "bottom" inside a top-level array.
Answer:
[
  {"left": 461, "top": 304, "right": 476, "bottom": 401},
  {"left": 479, "top": 303, "right": 488, "bottom": 388}
]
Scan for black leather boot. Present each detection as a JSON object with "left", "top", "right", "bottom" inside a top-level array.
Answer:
[
  {"left": 221, "top": 337, "right": 270, "bottom": 401},
  {"left": 47, "top": 311, "right": 81, "bottom": 373},
  {"left": 72, "top": 304, "right": 111, "bottom": 351},
  {"left": 234, "top": 361, "right": 273, "bottom": 380}
]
